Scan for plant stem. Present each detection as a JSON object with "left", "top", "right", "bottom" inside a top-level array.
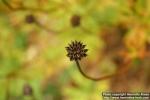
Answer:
[{"left": 75, "top": 60, "right": 130, "bottom": 81}]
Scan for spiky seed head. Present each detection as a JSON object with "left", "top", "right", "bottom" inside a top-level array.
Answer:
[{"left": 66, "top": 41, "right": 88, "bottom": 61}]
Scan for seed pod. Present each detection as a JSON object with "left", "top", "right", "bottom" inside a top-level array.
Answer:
[
  {"left": 25, "top": 14, "right": 35, "bottom": 24},
  {"left": 23, "top": 84, "right": 33, "bottom": 96},
  {"left": 66, "top": 41, "right": 88, "bottom": 61},
  {"left": 145, "top": 41, "right": 150, "bottom": 51},
  {"left": 113, "top": 55, "right": 124, "bottom": 66},
  {"left": 70, "top": 15, "right": 81, "bottom": 27}
]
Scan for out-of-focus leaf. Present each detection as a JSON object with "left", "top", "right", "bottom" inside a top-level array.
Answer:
[
  {"left": 0, "top": 56, "right": 21, "bottom": 77},
  {"left": 14, "top": 32, "right": 28, "bottom": 50},
  {"left": 44, "top": 83, "right": 62, "bottom": 100},
  {"left": 9, "top": 79, "right": 26, "bottom": 97},
  {"left": 135, "top": 0, "right": 147, "bottom": 11},
  {"left": 0, "top": 79, "right": 7, "bottom": 100},
  {"left": 28, "top": 80, "right": 43, "bottom": 100},
  {"left": 91, "top": 7, "right": 119, "bottom": 25}
]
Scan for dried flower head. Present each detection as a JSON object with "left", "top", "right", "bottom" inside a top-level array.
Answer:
[
  {"left": 25, "top": 14, "right": 35, "bottom": 24},
  {"left": 70, "top": 15, "right": 81, "bottom": 27},
  {"left": 66, "top": 41, "right": 88, "bottom": 61},
  {"left": 146, "top": 41, "right": 150, "bottom": 51},
  {"left": 23, "top": 84, "right": 33, "bottom": 96}
]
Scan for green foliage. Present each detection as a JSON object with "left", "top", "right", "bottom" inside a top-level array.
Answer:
[{"left": 0, "top": 0, "right": 150, "bottom": 100}]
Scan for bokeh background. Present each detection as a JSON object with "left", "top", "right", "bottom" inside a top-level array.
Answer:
[{"left": 0, "top": 0, "right": 150, "bottom": 100}]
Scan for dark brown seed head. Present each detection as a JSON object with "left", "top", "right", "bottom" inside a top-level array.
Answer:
[
  {"left": 66, "top": 41, "right": 88, "bottom": 61},
  {"left": 25, "top": 14, "right": 35, "bottom": 24},
  {"left": 113, "top": 55, "right": 124, "bottom": 66},
  {"left": 70, "top": 15, "right": 81, "bottom": 27},
  {"left": 146, "top": 41, "right": 150, "bottom": 51},
  {"left": 23, "top": 84, "right": 33, "bottom": 96}
]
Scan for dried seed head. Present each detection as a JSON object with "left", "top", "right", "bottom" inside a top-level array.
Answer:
[
  {"left": 23, "top": 84, "right": 33, "bottom": 96},
  {"left": 146, "top": 41, "right": 150, "bottom": 51},
  {"left": 70, "top": 15, "right": 81, "bottom": 27},
  {"left": 66, "top": 41, "right": 88, "bottom": 61},
  {"left": 25, "top": 14, "right": 35, "bottom": 24},
  {"left": 113, "top": 55, "right": 124, "bottom": 66}
]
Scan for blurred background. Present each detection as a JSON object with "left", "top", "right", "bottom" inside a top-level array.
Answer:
[{"left": 0, "top": 0, "right": 150, "bottom": 100}]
